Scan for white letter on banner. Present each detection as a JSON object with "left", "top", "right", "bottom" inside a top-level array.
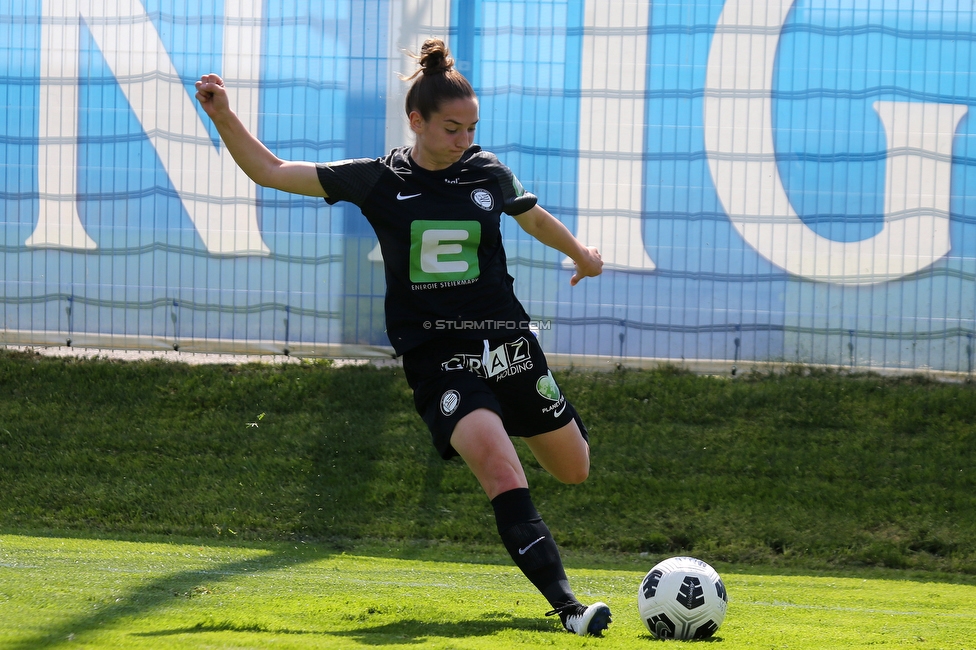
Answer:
[
  {"left": 370, "top": 0, "right": 454, "bottom": 264},
  {"left": 569, "top": 0, "right": 656, "bottom": 271},
  {"left": 29, "top": 0, "right": 269, "bottom": 255},
  {"left": 704, "top": 0, "right": 966, "bottom": 284}
]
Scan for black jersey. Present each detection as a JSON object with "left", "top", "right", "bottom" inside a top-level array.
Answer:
[{"left": 316, "top": 146, "right": 539, "bottom": 355}]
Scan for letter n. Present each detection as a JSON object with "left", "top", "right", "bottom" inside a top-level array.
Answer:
[{"left": 29, "top": 0, "right": 269, "bottom": 255}]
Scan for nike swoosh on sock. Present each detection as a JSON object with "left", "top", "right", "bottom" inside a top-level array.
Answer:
[{"left": 518, "top": 536, "right": 546, "bottom": 555}]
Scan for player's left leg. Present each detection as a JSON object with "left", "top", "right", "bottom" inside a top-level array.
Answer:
[
  {"left": 522, "top": 418, "right": 590, "bottom": 485},
  {"left": 486, "top": 333, "right": 592, "bottom": 485}
]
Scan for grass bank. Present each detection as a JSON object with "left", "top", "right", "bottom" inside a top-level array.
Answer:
[{"left": 1, "top": 350, "right": 973, "bottom": 574}]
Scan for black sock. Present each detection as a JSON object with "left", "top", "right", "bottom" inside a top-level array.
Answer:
[{"left": 491, "top": 487, "right": 577, "bottom": 609}]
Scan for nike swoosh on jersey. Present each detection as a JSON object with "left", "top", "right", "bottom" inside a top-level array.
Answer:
[
  {"left": 554, "top": 402, "right": 567, "bottom": 418},
  {"left": 396, "top": 192, "right": 422, "bottom": 200},
  {"left": 518, "top": 536, "right": 546, "bottom": 555}
]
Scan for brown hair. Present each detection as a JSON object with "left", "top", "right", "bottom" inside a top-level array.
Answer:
[{"left": 403, "top": 39, "right": 475, "bottom": 121}]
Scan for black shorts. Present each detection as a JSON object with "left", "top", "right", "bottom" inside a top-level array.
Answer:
[{"left": 402, "top": 333, "right": 588, "bottom": 459}]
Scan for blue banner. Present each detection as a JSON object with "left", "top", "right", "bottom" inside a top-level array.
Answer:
[{"left": 1, "top": 1, "right": 974, "bottom": 372}]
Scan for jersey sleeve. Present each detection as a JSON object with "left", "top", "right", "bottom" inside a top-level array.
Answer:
[
  {"left": 315, "top": 158, "right": 385, "bottom": 207},
  {"left": 502, "top": 170, "right": 538, "bottom": 216},
  {"left": 471, "top": 150, "right": 538, "bottom": 215}
]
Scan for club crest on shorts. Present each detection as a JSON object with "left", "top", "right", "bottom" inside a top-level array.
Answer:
[
  {"left": 535, "top": 370, "right": 561, "bottom": 401},
  {"left": 440, "top": 389, "right": 461, "bottom": 416},
  {"left": 470, "top": 189, "right": 493, "bottom": 211}
]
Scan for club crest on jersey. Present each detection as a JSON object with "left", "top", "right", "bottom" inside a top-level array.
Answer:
[
  {"left": 440, "top": 389, "right": 461, "bottom": 416},
  {"left": 470, "top": 189, "right": 494, "bottom": 211}
]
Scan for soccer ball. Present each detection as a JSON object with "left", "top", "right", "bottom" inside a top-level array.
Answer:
[{"left": 637, "top": 556, "right": 728, "bottom": 640}]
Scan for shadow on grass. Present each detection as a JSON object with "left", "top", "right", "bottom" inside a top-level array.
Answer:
[
  {"left": 4, "top": 534, "right": 561, "bottom": 649},
  {"left": 133, "top": 614, "right": 554, "bottom": 645},
  {"left": 5, "top": 546, "right": 330, "bottom": 650},
  {"left": 325, "top": 615, "right": 556, "bottom": 645}
]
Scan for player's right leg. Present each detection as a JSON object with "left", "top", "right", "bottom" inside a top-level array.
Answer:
[
  {"left": 403, "top": 340, "right": 611, "bottom": 636},
  {"left": 449, "top": 407, "right": 527, "bottom": 498},
  {"left": 450, "top": 410, "right": 611, "bottom": 636}
]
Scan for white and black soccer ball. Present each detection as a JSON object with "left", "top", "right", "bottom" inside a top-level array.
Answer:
[{"left": 637, "top": 556, "right": 728, "bottom": 640}]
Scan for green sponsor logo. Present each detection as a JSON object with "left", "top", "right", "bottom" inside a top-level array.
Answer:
[
  {"left": 512, "top": 174, "right": 525, "bottom": 197},
  {"left": 410, "top": 220, "right": 482, "bottom": 283},
  {"left": 536, "top": 370, "right": 561, "bottom": 401}
]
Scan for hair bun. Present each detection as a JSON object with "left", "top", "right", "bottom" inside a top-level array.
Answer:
[
  {"left": 419, "top": 38, "right": 454, "bottom": 75},
  {"left": 403, "top": 38, "right": 474, "bottom": 120}
]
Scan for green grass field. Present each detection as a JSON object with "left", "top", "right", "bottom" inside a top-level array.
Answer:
[
  {"left": 2, "top": 534, "right": 974, "bottom": 649},
  {"left": 0, "top": 535, "right": 976, "bottom": 650},
  {"left": 1, "top": 351, "right": 975, "bottom": 647}
]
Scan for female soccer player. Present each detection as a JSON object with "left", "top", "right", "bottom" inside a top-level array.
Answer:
[{"left": 195, "top": 39, "right": 611, "bottom": 636}]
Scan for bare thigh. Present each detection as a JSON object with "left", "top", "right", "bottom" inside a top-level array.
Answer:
[
  {"left": 522, "top": 419, "right": 590, "bottom": 485},
  {"left": 450, "top": 408, "right": 529, "bottom": 500}
]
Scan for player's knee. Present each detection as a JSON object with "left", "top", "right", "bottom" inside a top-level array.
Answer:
[{"left": 556, "top": 462, "right": 589, "bottom": 485}]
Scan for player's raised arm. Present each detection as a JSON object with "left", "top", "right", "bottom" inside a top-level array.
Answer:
[
  {"left": 195, "top": 73, "right": 326, "bottom": 197},
  {"left": 512, "top": 204, "right": 603, "bottom": 285}
]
